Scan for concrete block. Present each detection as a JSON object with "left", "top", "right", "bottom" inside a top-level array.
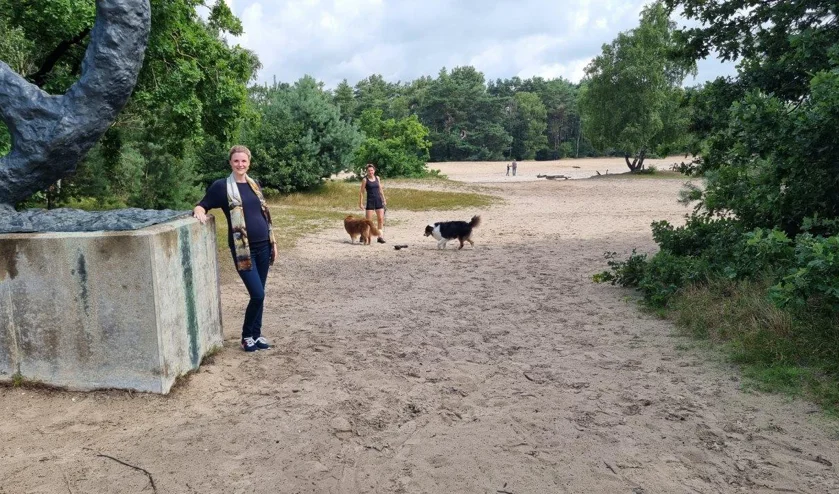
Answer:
[{"left": 0, "top": 217, "right": 223, "bottom": 393}]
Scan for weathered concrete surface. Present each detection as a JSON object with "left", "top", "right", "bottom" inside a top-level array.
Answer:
[
  {"left": 0, "top": 217, "right": 223, "bottom": 393},
  {"left": 0, "top": 208, "right": 189, "bottom": 234}
]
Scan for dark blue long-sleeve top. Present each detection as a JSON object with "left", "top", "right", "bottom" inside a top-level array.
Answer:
[{"left": 198, "top": 179, "right": 270, "bottom": 248}]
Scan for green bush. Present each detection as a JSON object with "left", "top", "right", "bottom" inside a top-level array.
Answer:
[
  {"left": 593, "top": 249, "right": 648, "bottom": 287},
  {"left": 772, "top": 234, "right": 839, "bottom": 311},
  {"left": 639, "top": 252, "right": 710, "bottom": 306},
  {"left": 353, "top": 109, "right": 432, "bottom": 178}
]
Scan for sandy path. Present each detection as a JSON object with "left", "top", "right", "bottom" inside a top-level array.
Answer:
[{"left": 2, "top": 159, "right": 838, "bottom": 493}]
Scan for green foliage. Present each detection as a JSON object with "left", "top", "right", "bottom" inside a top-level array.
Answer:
[
  {"left": 772, "top": 235, "right": 839, "bottom": 311},
  {"left": 332, "top": 79, "right": 357, "bottom": 120},
  {"left": 506, "top": 92, "right": 548, "bottom": 160},
  {"left": 665, "top": 0, "right": 839, "bottom": 102},
  {"left": 0, "top": 11, "right": 36, "bottom": 76},
  {"left": 421, "top": 66, "right": 512, "bottom": 161},
  {"left": 593, "top": 250, "right": 649, "bottom": 287},
  {"left": 354, "top": 109, "right": 432, "bottom": 178},
  {"left": 579, "top": 2, "right": 694, "bottom": 171},
  {"left": 0, "top": 0, "right": 95, "bottom": 91},
  {"left": 490, "top": 76, "right": 585, "bottom": 159},
  {"left": 689, "top": 75, "right": 839, "bottom": 236},
  {"left": 241, "top": 77, "right": 363, "bottom": 192},
  {"left": 607, "top": 0, "right": 839, "bottom": 306}
]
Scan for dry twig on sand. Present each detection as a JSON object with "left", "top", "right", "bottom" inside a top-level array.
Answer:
[{"left": 96, "top": 454, "right": 157, "bottom": 493}]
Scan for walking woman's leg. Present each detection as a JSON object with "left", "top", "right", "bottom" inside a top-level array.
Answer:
[{"left": 376, "top": 208, "right": 385, "bottom": 242}]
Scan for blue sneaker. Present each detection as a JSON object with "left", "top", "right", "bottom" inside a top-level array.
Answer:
[
  {"left": 241, "top": 337, "right": 258, "bottom": 352},
  {"left": 254, "top": 336, "right": 271, "bottom": 350}
]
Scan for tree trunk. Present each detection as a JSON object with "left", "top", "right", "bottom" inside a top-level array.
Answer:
[
  {"left": 624, "top": 154, "right": 637, "bottom": 171},
  {"left": 626, "top": 149, "right": 647, "bottom": 172},
  {"left": 636, "top": 148, "right": 647, "bottom": 171}
]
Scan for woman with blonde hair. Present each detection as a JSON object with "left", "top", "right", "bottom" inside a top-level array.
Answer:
[
  {"left": 358, "top": 163, "right": 387, "bottom": 243},
  {"left": 193, "top": 145, "right": 277, "bottom": 352}
]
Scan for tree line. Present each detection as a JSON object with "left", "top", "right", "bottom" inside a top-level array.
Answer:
[{"left": 0, "top": 1, "right": 616, "bottom": 210}]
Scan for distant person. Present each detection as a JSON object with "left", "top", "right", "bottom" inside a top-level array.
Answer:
[
  {"left": 512, "top": 160, "right": 518, "bottom": 176},
  {"left": 359, "top": 163, "right": 387, "bottom": 243},
  {"left": 192, "top": 145, "right": 277, "bottom": 353},
  {"left": 506, "top": 163, "right": 511, "bottom": 176}
]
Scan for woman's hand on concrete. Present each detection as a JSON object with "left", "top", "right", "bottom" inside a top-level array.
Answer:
[{"left": 193, "top": 206, "right": 209, "bottom": 224}]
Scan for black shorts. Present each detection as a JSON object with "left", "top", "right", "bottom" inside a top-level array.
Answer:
[{"left": 366, "top": 196, "right": 384, "bottom": 210}]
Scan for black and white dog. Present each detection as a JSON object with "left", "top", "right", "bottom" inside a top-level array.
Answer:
[{"left": 424, "top": 215, "right": 481, "bottom": 249}]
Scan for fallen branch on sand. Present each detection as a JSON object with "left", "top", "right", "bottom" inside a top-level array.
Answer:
[
  {"left": 97, "top": 454, "right": 157, "bottom": 493},
  {"left": 523, "top": 372, "right": 544, "bottom": 383},
  {"left": 536, "top": 174, "right": 569, "bottom": 180}
]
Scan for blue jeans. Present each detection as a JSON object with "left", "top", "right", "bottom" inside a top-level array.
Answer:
[{"left": 232, "top": 240, "right": 271, "bottom": 340}]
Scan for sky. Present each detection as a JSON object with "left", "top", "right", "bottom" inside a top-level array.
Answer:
[{"left": 209, "top": 0, "right": 737, "bottom": 88}]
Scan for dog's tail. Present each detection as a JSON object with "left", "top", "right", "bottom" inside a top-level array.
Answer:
[
  {"left": 366, "top": 220, "right": 381, "bottom": 236},
  {"left": 469, "top": 215, "right": 481, "bottom": 229}
]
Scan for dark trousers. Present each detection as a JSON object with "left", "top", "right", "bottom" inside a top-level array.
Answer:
[{"left": 232, "top": 240, "right": 271, "bottom": 340}]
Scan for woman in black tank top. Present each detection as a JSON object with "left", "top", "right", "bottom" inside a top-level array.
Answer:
[{"left": 358, "top": 163, "right": 387, "bottom": 243}]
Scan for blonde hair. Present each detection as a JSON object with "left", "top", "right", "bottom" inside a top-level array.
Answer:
[{"left": 229, "top": 145, "right": 252, "bottom": 160}]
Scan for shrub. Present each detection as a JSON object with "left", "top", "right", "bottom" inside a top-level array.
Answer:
[
  {"left": 593, "top": 249, "right": 648, "bottom": 287},
  {"left": 772, "top": 234, "right": 839, "bottom": 311}
]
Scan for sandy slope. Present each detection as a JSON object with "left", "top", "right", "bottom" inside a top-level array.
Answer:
[{"left": 1, "top": 158, "right": 838, "bottom": 493}]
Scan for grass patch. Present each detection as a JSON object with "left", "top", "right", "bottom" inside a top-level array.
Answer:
[
  {"left": 275, "top": 180, "right": 496, "bottom": 211},
  {"left": 209, "top": 206, "right": 349, "bottom": 254},
  {"left": 667, "top": 278, "right": 839, "bottom": 413}
]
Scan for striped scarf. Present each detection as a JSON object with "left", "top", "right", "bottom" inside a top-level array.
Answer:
[{"left": 227, "top": 174, "right": 276, "bottom": 271}]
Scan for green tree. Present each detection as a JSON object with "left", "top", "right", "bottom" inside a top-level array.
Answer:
[
  {"left": 354, "top": 109, "right": 432, "bottom": 178},
  {"left": 665, "top": 0, "right": 839, "bottom": 236},
  {"left": 0, "top": 0, "right": 96, "bottom": 91},
  {"left": 580, "top": 2, "right": 694, "bottom": 171},
  {"left": 490, "top": 76, "right": 586, "bottom": 159},
  {"left": 534, "top": 78, "right": 582, "bottom": 158},
  {"left": 420, "top": 66, "right": 511, "bottom": 161},
  {"left": 332, "top": 79, "right": 357, "bottom": 121},
  {"left": 241, "top": 76, "right": 362, "bottom": 192},
  {"left": 666, "top": 0, "right": 839, "bottom": 102},
  {"left": 506, "top": 92, "right": 548, "bottom": 160}
]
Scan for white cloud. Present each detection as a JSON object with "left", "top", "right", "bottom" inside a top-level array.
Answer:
[{"left": 215, "top": 0, "right": 735, "bottom": 88}]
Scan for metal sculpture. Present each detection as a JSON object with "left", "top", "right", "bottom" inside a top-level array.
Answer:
[{"left": 0, "top": 0, "right": 151, "bottom": 213}]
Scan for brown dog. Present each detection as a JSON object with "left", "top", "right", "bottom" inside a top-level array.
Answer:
[{"left": 344, "top": 215, "right": 381, "bottom": 245}]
